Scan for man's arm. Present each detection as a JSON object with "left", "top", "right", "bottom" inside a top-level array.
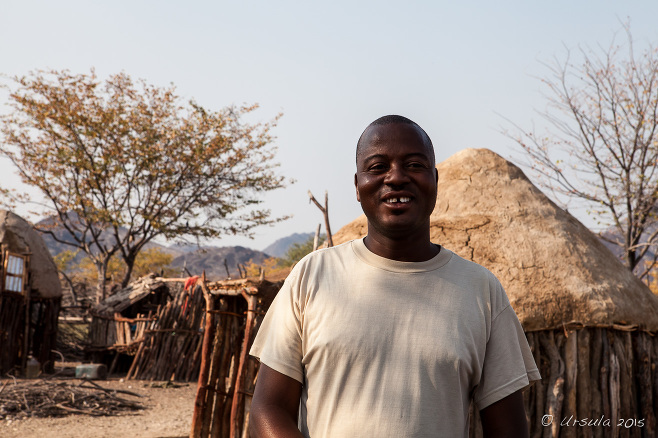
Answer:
[
  {"left": 479, "top": 389, "right": 529, "bottom": 438},
  {"left": 250, "top": 364, "right": 303, "bottom": 438}
]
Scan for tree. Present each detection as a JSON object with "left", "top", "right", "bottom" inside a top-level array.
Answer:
[
  {"left": 506, "top": 26, "right": 658, "bottom": 281},
  {"left": 0, "top": 69, "right": 287, "bottom": 302},
  {"left": 131, "top": 247, "right": 177, "bottom": 278},
  {"left": 279, "top": 234, "right": 325, "bottom": 267}
]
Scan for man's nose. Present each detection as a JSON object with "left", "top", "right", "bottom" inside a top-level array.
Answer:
[{"left": 384, "top": 164, "right": 410, "bottom": 186}]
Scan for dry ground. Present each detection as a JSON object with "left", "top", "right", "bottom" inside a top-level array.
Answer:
[{"left": 0, "top": 376, "right": 197, "bottom": 438}]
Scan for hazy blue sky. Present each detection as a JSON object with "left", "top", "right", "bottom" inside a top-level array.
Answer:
[{"left": 2, "top": 1, "right": 658, "bottom": 250}]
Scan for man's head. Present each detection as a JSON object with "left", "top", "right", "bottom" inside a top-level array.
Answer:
[
  {"left": 354, "top": 115, "right": 438, "bottom": 242},
  {"left": 356, "top": 115, "right": 435, "bottom": 166}
]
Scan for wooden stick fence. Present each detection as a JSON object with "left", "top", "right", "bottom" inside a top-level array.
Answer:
[
  {"left": 0, "top": 292, "right": 26, "bottom": 373},
  {"left": 89, "top": 312, "right": 155, "bottom": 352},
  {"left": 126, "top": 281, "right": 206, "bottom": 381},
  {"left": 469, "top": 327, "right": 657, "bottom": 438},
  {"left": 0, "top": 292, "right": 60, "bottom": 375},
  {"left": 189, "top": 276, "right": 281, "bottom": 438}
]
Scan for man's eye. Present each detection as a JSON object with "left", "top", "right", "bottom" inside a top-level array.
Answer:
[
  {"left": 369, "top": 164, "right": 386, "bottom": 171},
  {"left": 407, "top": 162, "right": 425, "bottom": 168}
]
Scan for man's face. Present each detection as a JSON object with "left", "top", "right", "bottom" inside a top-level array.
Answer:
[{"left": 355, "top": 123, "right": 438, "bottom": 240}]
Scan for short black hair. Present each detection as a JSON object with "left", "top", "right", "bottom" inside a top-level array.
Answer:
[{"left": 356, "top": 115, "right": 435, "bottom": 164}]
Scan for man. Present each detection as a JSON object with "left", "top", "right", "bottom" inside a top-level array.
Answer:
[{"left": 250, "top": 115, "right": 540, "bottom": 437}]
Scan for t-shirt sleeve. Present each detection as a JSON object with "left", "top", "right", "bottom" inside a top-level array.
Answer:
[
  {"left": 249, "top": 273, "right": 305, "bottom": 384},
  {"left": 473, "top": 303, "right": 541, "bottom": 410}
]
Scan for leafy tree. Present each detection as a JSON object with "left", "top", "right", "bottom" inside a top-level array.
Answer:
[
  {"left": 279, "top": 235, "right": 325, "bottom": 267},
  {"left": 58, "top": 247, "right": 177, "bottom": 293},
  {"left": 132, "top": 247, "right": 176, "bottom": 278},
  {"left": 0, "top": 69, "right": 287, "bottom": 302},
  {"left": 506, "top": 26, "right": 658, "bottom": 281},
  {"left": 54, "top": 249, "right": 81, "bottom": 305},
  {"left": 242, "top": 256, "right": 289, "bottom": 278}
]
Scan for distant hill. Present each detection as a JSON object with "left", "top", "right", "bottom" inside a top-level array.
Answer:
[
  {"left": 262, "top": 232, "right": 314, "bottom": 257},
  {"left": 35, "top": 215, "right": 294, "bottom": 281},
  {"left": 36, "top": 214, "right": 176, "bottom": 265},
  {"left": 169, "top": 246, "right": 271, "bottom": 280}
]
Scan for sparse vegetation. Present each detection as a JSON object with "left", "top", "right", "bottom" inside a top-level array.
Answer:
[
  {"left": 55, "top": 247, "right": 176, "bottom": 301},
  {"left": 278, "top": 235, "right": 325, "bottom": 267},
  {"left": 507, "top": 24, "right": 658, "bottom": 282},
  {"left": 1, "top": 69, "right": 287, "bottom": 302}
]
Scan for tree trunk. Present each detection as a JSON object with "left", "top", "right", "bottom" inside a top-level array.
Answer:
[
  {"left": 60, "top": 271, "right": 79, "bottom": 306},
  {"left": 95, "top": 259, "right": 109, "bottom": 304},
  {"left": 121, "top": 253, "right": 136, "bottom": 288}
]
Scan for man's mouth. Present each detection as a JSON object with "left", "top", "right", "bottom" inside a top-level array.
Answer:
[{"left": 384, "top": 197, "right": 411, "bottom": 204}]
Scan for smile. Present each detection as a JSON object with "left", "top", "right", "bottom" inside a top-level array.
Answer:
[{"left": 384, "top": 197, "right": 411, "bottom": 203}]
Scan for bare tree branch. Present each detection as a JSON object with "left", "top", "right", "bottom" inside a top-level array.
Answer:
[
  {"left": 504, "top": 24, "right": 658, "bottom": 282},
  {"left": 308, "top": 190, "right": 333, "bottom": 247}
]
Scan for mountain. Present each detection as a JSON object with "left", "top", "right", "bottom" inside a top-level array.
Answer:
[
  {"left": 36, "top": 214, "right": 176, "bottom": 264},
  {"left": 169, "top": 246, "right": 271, "bottom": 280},
  {"left": 36, "top": 214, "right": 278, "bottom": 280},
  {"left": 262, "top": 232, "right": 315, "bottom": 257}
]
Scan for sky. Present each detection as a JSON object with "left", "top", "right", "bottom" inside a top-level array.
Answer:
[{"left": 2, "top": 1, "right": 658, "bottom": 251}]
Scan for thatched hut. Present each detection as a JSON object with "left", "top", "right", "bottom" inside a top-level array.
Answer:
[
  {"left": 89, "top": 275, "right": 173, "bottom": 355},
  {"left": 332, "top": 148, "right": 658, "bottom": 438},
  {"left": 0, "top": 210, "right": 62, "bottom": 375}
]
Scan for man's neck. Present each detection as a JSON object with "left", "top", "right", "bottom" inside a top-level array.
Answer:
[{"left": 363, "top": 233, "right": 439, "bottom": 262}]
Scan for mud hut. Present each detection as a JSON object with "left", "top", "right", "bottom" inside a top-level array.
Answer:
[
  {"left": 0, "top": 210, "right": 62, "bottom": 375},
  {"left": 332, "top": 148, "right": 658, "bottom": 438}
]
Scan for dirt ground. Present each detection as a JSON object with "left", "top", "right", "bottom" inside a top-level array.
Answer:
[{"left": 0, "top": 376, "right": 197, "bottom": 438}]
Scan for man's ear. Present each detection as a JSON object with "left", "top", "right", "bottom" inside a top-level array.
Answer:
[
  {"left": 434, "top": 167, "right": 438, "bottom": 183},
  {"left": 354, "top": 173, "right": 361, "bottom": 202}
]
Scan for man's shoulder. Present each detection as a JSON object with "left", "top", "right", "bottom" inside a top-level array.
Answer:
[
  {"left": 289, "top": 239, "right": 357, "bottom": 274},
  {"left": 440, "top": 247, "right": 501, "bottom": 284},
  {"left": 300, "top": 239, "right": 355, "bottom": 261}
]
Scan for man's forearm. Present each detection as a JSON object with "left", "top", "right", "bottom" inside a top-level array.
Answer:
[
  {"left": 250, "top": 404, "right": 304, "bottom": 438},
  {"left": 250, "top": 364, "right": 303, "bottom": 438},
  {"left": 480, "top": 390, "right": 529, "bottom": 438}
]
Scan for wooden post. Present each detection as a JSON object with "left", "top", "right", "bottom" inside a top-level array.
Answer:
[
  {"left": 576, "top": 329, "right": 592, "bottom": 438},
  {"left": 601, "top": 332, "right": 611, "bottom": 423},
  {"left": 590, "top": 329, "right": 603, "bottom": 438},
  {"left": 633, "top": 333, "right": 655, "bottom": 436},
  {"left": 609, "top": 348, "right": 620, "bottom": 438},
  {"left": 563, "top": 331, "right": 577, "bottom": 438},
  {"left": 308, "top": 190, "right": 333, "bottom": 247},
  {"left": 230, "top": 292, "right": 258, "bottom": 438},
  {"left": 529, "top": 332, "right": 545, "bottom": 438},
  {"left": 540, "top": 331, "right": 564, "bottom": 438},
  {"left": 22, "top": 256, "right": 31, "bottom": 375},
  {"left": 190, "top": 272, "right": 216, "bottom": 438},
  {"left": 312, "top": 223, "right": 321, "bottom": 251}
]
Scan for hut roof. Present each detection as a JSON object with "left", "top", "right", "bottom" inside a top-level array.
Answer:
[
  {"left": 0, "top": 210, "right": 62, "bottom": 299},
  {"left": 93, "top": 275, "right": 167, "bottom": 316},
  {"left": 332, "top": 148, "right": 658, "bottom": 332}
]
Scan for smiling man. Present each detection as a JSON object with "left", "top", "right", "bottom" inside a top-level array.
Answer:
[{"left": 249, "top": 115, "right": 540, "bottom": 437}]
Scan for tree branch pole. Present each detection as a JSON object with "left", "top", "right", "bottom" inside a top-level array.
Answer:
[
  {"left": 190, "top": 272, "right": 216, "bottom": 438},
  {"left": 308, "top": 190, "right": 333, "bottom": 247},
  {"left": 312, "top": 223, "right": 321, "bottom": 251},
  {"left": 230, "top": 291, "right": 258, "bottom": 438}
]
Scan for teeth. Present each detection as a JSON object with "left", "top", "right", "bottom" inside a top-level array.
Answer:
[{"left": 385, "top": 197, "right": 411, "bottom": 203}]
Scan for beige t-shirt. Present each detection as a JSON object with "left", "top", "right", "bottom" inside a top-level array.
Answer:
[{"left": 250, "top": 239, "right": 540, "bottom": 437}]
